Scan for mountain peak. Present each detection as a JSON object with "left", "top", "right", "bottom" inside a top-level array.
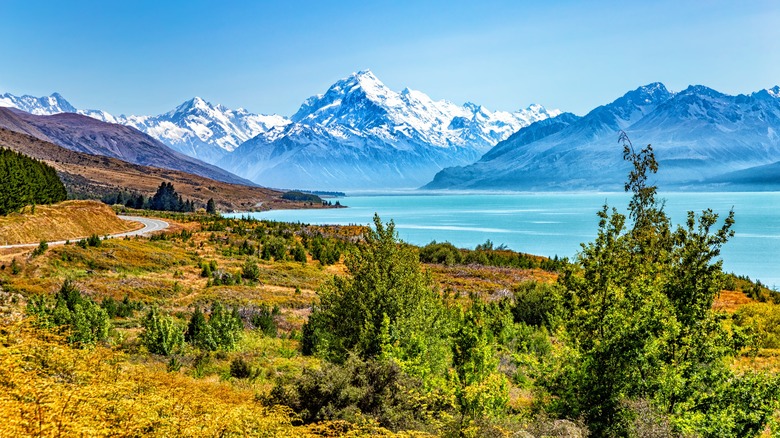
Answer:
[
  {"left": 170, "top": 96, "right": 212, "bottom": 115},
  {"left": 623, "top": 82, "right": 673, "bottom": 104},
  {"left": 767, "top": 86, "right": 780, "bottom": 98},
  {"left": 678, "top": 84, "right": 724, "bottom": 99}
]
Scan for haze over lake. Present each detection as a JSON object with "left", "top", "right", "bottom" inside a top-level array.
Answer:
[{"left": 231, "top": 192, "right": 780, "bottom": 288}]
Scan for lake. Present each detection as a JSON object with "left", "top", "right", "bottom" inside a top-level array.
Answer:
[{"left": 228, "top": 192, "right": 780, "bottom": 288}]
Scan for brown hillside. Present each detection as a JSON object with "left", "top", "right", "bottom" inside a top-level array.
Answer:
[
  {"left": 0, "top": 127, "right": 322, "bottom": 212},
  {"left": 0, "top": 200, "right": 136, "bottom": 246},
  {"left": 0, "top": 107, "right": 251, "bottom": 185}
]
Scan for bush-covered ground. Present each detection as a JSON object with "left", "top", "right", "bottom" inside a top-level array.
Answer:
[{"left": 2, "top": 141, "right": 780, "bottom": 436}]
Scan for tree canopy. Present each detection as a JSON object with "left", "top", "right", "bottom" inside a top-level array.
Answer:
[{"left": 0, "top": 147, "right": 67, "bottom": 215}]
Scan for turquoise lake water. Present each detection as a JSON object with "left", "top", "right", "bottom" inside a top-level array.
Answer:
[{"left": 228, "top": 193, "right": 780, "bottom": 288}]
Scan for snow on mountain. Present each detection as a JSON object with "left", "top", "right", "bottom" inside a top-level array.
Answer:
[
  {"left": 424, "top": 83, "right": 780, "bottom": 191},
  {"left": 0, "top": 92, "right": 78, "bottom": 115},
  {"left": 220, "top": 70, "right": 559, "bottom": 190},
  {"left": 290, "top": 70, "right": 558, "bottom": 150},
  {"left": 107, "top": 97, "right": 291, "bottom": 164},
  {"left": 0, "top": 92, "right": 289, "bottom": 164}
]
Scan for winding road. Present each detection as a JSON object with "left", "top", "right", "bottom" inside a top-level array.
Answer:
[{"left": 0, "top": 216, "right": 170, "bottom": 249}]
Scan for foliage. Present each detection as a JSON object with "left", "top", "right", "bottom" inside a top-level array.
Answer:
[
  {"left": 267, "top": 355, "right": 451, "bottom": 433},
  {"left": 548, "top": 132, "right": 779, "bottom": 436},
  {"left": 303, "top": 214, "right": 450, "bottom": 378},
  {"left": 185, "top": 302, "right": 243, "bottom": 351},
  {"left": 420, "top": 239, "right": 566, "bottom": 272},
  {"left": 229, "top": 356, "right": 253, "bottom": 379},
  {"left": 733, "top": 303, "right": 780, "bottom": 348},
  {"left": 31, "top": 240, "right": 48, "bottom": 257},
  {"left": 241, "top": 259, "right": 261, "bottom": 281},
  {"left": 77, "top": 233, "right": 102, "bottom": 248},
  {"left": 243, "top": 303, "right": 280, "bottom": 337},
  {"left": 306, "top": 234, "right": 343, "bottom": 265},
  {"left": 451, "top": 301, "right": 509, "bottom": 425},
  {"left": 0, "top": 147, "right": 67, "bottom": 215},
  {"left": 282, "top": 190, "right": 323, "bottom": 203},
  {"left": 10, "top": 257, "right": 20, "bottom": 275},
  {"left": 140, "top": 307, "right": 184, "bottom": 355},
  {"left": 206, "top": 197, "right": 216, "bottom": 214},
  {"left": 512, "top": 281, "right": 564, "bottom": 329},
  {"left": 0, "top": 322, "right": 298, "bottom": 436},
  {"left": 100, "top": 294, "right": 142, "bottom": 318},
  {"left": 149, "top": 182, "right": 196, "bottom": 212},
  {"left": 26, "top": 280, "right": 111, "bottom": 346}
]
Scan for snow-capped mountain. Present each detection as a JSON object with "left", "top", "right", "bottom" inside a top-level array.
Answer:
[
  {"left": 424, "top": 83, "right": 780, "bottom": 191},
  {"left": 0, "top": 92, "right": 289, "bottom": 164},
  {"left": 219, "top": 70, "right": 559, "bottom": 190},
  {"left": 0, "top": 92, "right": 77, "bottom": 115},
  {"left": 88, "top": 97, "right": 290, "bottom": 163}
]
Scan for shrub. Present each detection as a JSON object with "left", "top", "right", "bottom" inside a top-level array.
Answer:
[
  {"left": 291, "top": 243, "right": 307, "bottom": 263},
  {"left": 512, "top": 282, "right": 563, "bottom": 329},
  {"left": 26, "top": 280, "right": 111, "bottom": 346},
  {"left": 245, "top": 304, "right": 280, "bottom": 337},
  {"left": 140, "top": 307, "right": 184, "bottom": 356},
  {"left": 266, "top": 355, "right": 447, "bottom": 432},
  {"left": 31, "top": 240, "right": 48, "bottom": 257},
  {"left": 229, "top": 357, "right": 253, "bottom": 379},
  {"left": 185, "top": 302, "right": 243, "bottom": 351},
  {"left": 241, "top": 260, "right": 261, "bottom": 281},
  {"left": 101, "top": 295, "right": 142, "bottom": 318}
]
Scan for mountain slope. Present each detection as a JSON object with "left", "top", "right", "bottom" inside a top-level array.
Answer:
[
  {"left": 424, "top": 83, "right": 780, "bottom": 191},
  {"left": 0, "top": 107, "right": 253, "bottom": 186},
  {"left": 1, "top": 92, "right": 289, "bottom": 164},
  {"left": 0, "top": 127, "right": 301, "bottom": 212},
  {"left": 220, "top": 70, "right": 559, "bottom": 190}
]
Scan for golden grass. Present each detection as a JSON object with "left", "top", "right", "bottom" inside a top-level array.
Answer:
[
  {"left": 0, "top": 320, "right": 424, "bottom": 437},
  {"left": 427, "top": 263, "right": 557, "bottom": 301},
  {"left": 0, "top": 200, "right": 138, "bottom": 246},
  {"left": 714, "top": 289, "right": 756, "bottom": 313}
]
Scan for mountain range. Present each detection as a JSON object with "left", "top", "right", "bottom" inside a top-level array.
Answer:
[
  {"left": 424, "top": 83, "right": 780, "bottom": 191},
  {"left": 1, "top": 70, "right": 559, "bottom": 190},
  {"left": 219, "top": 71, "right": 559, "bottom": 189},
  {"left": 0, "top": 106, "right": 251, "bottom": 186},
  {"left": 4, "top": 75, "right": 780, "bottom": 192}
]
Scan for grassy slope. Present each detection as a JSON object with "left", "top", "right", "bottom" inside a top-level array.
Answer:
[{"left": 0, "top": 200, "right": 137, "bottom": 245}]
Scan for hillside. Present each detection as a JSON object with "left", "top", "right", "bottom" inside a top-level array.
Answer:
[
  {"left": 425, "top": 83, "right": 780, "bottom": 191},
  {"left": 0, "top": 127, "right": 315, "bottom": 212},
  {"left": 0, "top": 107, "right": 252, "bottom": 186},
  {"left": 0, "top": 200, "right": 135, "bottom": 245},
  {"left": 0, "top": 210, "right": 776, "bottom": 436}
]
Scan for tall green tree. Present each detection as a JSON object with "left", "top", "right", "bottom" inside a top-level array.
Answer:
[
  {"left": 550, "top": 132, "right": 779, "bottom": 436},
  {"left": 303, "top": 214, "right": 450, "bottom": 377}
]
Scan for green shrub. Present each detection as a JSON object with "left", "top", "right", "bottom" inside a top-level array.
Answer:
[
  {"left": 241, "top": 260, "right": 261, "bottom": 281},
  {"left": 185, "top": 302, "right": 243, "bottom": 351},
  {"left": 512, "top": 282, "right": 563, "bottom": 329},
  {"left": 229, "top": 356, "right": 253, "bottom": 379},
  {"left": 101, "top": 294, "right": 142, "bottom": 318},
  {"left": 140, "top": 307, "right": 184, "bottom": 356},
  {"left": 31, "top": 240, "right": 48, "bottom": 257},
  {"left": 246, "top": 304, "right": 280, "bottom": 337},
  {"left": 266, "top": 355, "right": 448, "bottom": 432},
  {"left": 26, "top": 280, "right": 111, "bottom": 346}
]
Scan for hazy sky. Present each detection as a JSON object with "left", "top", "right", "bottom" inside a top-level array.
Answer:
[{"left": 1, "top": 0, "right": 778, "bottom": 117}]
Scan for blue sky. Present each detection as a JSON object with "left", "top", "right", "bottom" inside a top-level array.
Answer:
[{"left": 1, "top": 0, "right": 778, "bottom": 116}]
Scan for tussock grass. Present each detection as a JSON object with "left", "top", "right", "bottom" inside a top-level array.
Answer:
[{"left": 0, "top": 200, "right": 138, "bottom": 245}]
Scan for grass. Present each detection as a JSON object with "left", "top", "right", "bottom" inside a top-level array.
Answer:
[
  {"left": 0, "top": 200, "right": 138, "bottom": 245},
  {"left": 1, "top": 210, "right": 775, "bottom": 437}
]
